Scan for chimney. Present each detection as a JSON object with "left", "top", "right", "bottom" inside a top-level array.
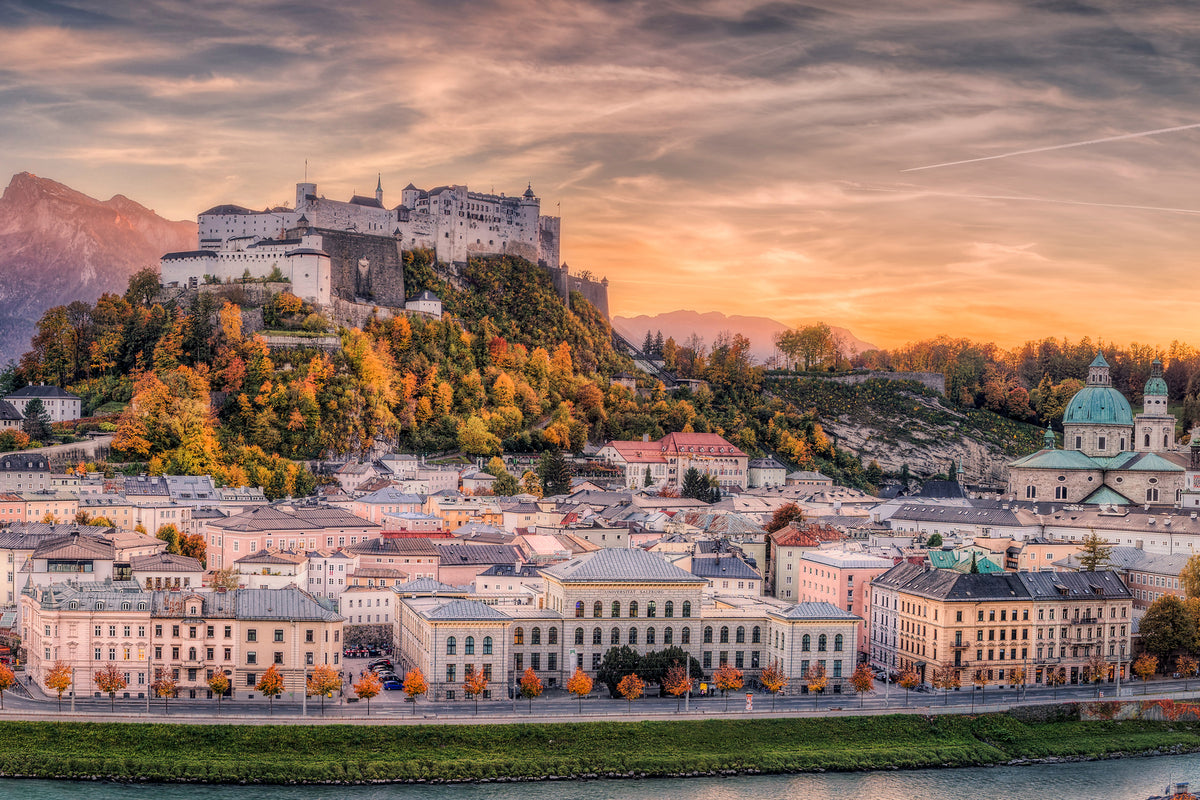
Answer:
[{"left": 642, "top": 433, "right": 649, "bottom": 443}]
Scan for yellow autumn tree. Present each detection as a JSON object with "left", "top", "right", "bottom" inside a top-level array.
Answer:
[
  {"left": 255, "top": 664, "right": 285, "bottom": 715},
  {"left": 403, "top": 668, "right": 428, "bottom": 715},
  {"left": 0, "top": 662, "right": 14, "bottom": 710},
  {"left": 306, "top": 664, "right": 342, "bottom": 717},
  {"left": 94, "top": 663, "right": 127, "bottom": 712},
  {"left": 713, "top": 663, "right": 744, "bottom": 711},
  {"left": 354, "top": 671, "right": 382, "bottom": 715},
  {"left": 616, "top": 673, "right": 644, "bottom": 711},
  {"left": 759, "top": 661, "right": 788, "bottom": 710},
  {"left": 208, "top": 671, "right": 230, "bottom": 715},
  {"left": 463, "top": 666, "right": 489, "bottom": 715},
  {"left": 44, "top": 660, "right": 72, "bottom": 711},
  {"left": 519, "top": 666, "right": 544, "bottom": 712},
  {"left": 566, "top": 667, "right": 594, "bottom": 713}
]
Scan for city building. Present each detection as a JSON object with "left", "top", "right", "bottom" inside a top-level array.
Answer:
[{"left": 3, "top": 385, "right": 81, "bottom": 423}]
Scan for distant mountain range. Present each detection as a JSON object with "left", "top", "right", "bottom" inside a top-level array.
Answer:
[
  {"left": 612, "top": 310, "right": 877, "bottom": 363},
  {"left": 0, "top": 172, "right": 195, "bottom": 365}
]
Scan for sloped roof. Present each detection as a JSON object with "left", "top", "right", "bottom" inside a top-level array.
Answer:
[
  {"left": 1081, "top": 486, "right": 1133, "bottom": 506},
  {"left": 0, "top": 401, "right": 22, "bottom": 422},
  {"left": 424, "top": 599, "right": 509, "bottom": 621},
  {"left": 434, "top": 543, "right": 522, "bottom": 565},
  {"left": 771, "top": 602, "right": 860, "bottom": 621},
  {"left": 32, "top": 531, "right": 114, "bottom": 561},
  {"left": 394, "top": 578, "right": 464, "bottom": 595},
  {"left": 541, "top": 548, "right": 706, "bottom": 584},
  {"left": 235, "top": 587, "right": 342, "bottom": 621},
  {"left": 1009, "top": 448, "right": 1100, "bottom": 470},
  {"left": 690, "top": 554, "right": 761, "bottom": 580},
  {"left": 130, "top": 553, "right": 203, "bottom": 572},
  {"left": 349, "top": 536, "right": 439, "bottom": 557},
  {"left": 6, "top": 385, "right": 79, "bottom": 400}
]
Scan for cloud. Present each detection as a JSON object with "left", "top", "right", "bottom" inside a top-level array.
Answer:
[{"left": 1, "top": 0, "right": 1199, "bottom": 349}]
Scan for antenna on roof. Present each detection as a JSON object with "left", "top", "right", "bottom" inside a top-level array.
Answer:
[{"left": 304, "top": 159, "right": 308, "bottom": 182}]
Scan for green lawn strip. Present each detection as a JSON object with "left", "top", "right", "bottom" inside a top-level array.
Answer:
[{"left": 0, "top": 715, "right": 1190, "bottom": 782}]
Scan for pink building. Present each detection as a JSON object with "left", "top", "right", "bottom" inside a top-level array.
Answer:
[
  {"left": 798, "top": 549, "right": 895, "bottom": 657},
  {"left": 205, "top": 506, "right": 380, "bottom": 569}
]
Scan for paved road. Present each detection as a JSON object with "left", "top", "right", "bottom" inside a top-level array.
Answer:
[{"left": 6, "top": 666, "right": 1199, "bottom": 724}]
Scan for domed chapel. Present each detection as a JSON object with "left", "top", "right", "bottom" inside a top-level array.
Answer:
[{"left": 1007, "top": 354, "right": 1185, "bottom": 506}]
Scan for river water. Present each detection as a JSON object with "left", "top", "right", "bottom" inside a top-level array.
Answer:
[{"left": 3, "top": 754, "right": 1200, "bottom": 800}]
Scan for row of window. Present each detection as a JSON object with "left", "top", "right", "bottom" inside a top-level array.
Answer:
[{"left": 572, "top": 600, "right": 692, "bottom": 619}]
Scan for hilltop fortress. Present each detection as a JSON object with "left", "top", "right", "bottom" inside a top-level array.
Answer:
[{"left": 160, "top": 178, "right": 608, "bottom": 317}]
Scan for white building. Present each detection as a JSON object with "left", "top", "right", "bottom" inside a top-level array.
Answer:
[{"left": 3, "top": 386, "right": 81, "bottom": 423}]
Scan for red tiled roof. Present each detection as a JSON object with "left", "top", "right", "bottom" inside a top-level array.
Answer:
[{"left": 770, "top": 522, "right": 846, "bottom": 548}]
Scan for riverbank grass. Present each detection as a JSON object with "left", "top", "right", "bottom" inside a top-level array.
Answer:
[{"left": 0, "top": 714, "right": 1198, "bottom": 783}]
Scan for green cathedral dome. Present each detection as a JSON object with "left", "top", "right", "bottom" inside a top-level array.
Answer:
[
  {"left": 1144, "top": 358, "right": 1168, "bottom": 397},
  {"left": 1062, "top": 386, "right": 1134, "bottom": 426}
]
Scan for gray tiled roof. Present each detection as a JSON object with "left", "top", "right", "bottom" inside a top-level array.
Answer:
[
  {"left": 393, "top": 578, "right": 463, "bottom": 595},
  {"left": 434, "top": 543, "right": 523, "bottom": 565},
  {"left": 772, "top": 602, "right": 860, "bottom": 621},
  {"left": 0, "top": 454, "right": 48, "bottom": 472},
  {"left": 349, "top": 536, "right": 439, "bottom": 557},
  {"left": 130, "top": 553, "right": 203, "bottom": 572},
  {"left": 6, "top": 385, "right": 79, "bottom": 400},
  {"left": 235, "top": 588, "right": 343, "bottom": 621},
  {"left": 690, "top": 554, "right": 761, "bottom": 580},
  {"left": 424, "top": 599, "right": 510, "bottom": 621},
  {"left": 541, "top": 548, "right": 707, "bottom": 584}
]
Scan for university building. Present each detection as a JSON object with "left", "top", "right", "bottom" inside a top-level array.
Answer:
[{"left": 393, "top": 548, "right": 862, "bottom": 702}]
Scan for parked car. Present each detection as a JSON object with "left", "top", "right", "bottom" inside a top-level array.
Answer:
[
  {"left": 383, "top": 679, "right": 402, "bottom": 690},
  {"left": 368, "top": 659, "right": 393, "bottom": 670}
]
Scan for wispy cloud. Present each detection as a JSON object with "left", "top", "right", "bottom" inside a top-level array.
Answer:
[{"left": 2, "top": 0, "right": 1200, "bottom": 348}]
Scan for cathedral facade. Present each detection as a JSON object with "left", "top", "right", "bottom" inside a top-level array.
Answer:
[{"left": 1007, "top": 354, "right": 1185, "bottom": 507}]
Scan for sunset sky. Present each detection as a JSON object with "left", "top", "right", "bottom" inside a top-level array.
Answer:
[{"left": 3, "top": 0, "right": 1200, "bottom": 350}]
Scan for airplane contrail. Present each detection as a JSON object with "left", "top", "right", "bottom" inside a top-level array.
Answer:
[
  {"left": 902, "top": 122, "right": 1200, "bottom": 172},
  {"left": 856, "top": 184, "right": 1200, "bottom": 216}
]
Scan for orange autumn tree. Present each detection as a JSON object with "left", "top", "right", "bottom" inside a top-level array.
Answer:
[
  {"left": 354, "top": 671, "right": 382, "bottom": 715},
  {"left": 931, "top": 663, "right": 960, "bottom": 706},
  {"left": 1045, "top": 667, "right": 1066, "bottom": 701},
  {"left": 94, "top": 663, "right": 127, "bottom": 712},
  {"left": 806, "top": 662, "right": 828, "bottom": 710},
  {"left": 208, "top": 671, "right": 230, "bottom": 715},
  {"left": 617, "top": 673, "right": 644, "bottom": 710},
  {"left": 463, "top": 667, "right": 489, "bottom": 715},
  {"left": 898, "top": 668, "right": 921, "bottom": 708},
  {"left": 566, "top": 668, "right": 594, "bottom": 713},
  {"left": 44, "top": 660, "right": 72, "bottom": 711},
  {"left": 850, "top": 663, "right": 875, "bottom": 708},
  {"left": 519, "top": 667, "right": 543, "bottom": 712},
  {"left": 759, "top": 662, "right": 788, "bottom": 711},
  {"left": 661, "top": 662, "right": 692, "bottom": 712},
  {"left": 307, "top": 664, "right": 341, "bottom": 717},
  {"left": 403, "top": 668, "right": 428, "bottom": 715},
  {"left": 1007, "top": 666, "right": 1026, "bottom": 699},
  {"left": 256, "top": 664, "right": 285, "bottom": 715},
  {"left": 151, "top": 670, "right": 178, "bottom": 716},
  {"left": 713, "top": 663, "right": 744, "bottom": 711},
  {"left": 0, "top": 663, "right": 15, "bottom": 710},
  {"left": 1134, "top": 653, "right": 1159, "bottom": 694},
  {"left": 1178, "top": 654, "right": 1199, "bottom": 691}
]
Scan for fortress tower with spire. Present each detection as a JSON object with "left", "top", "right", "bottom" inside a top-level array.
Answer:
[{"left": 159, "top": 175, "right": 610, "bottom": 314}]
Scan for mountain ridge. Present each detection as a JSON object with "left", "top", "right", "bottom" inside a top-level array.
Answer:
[
  {"left": 612, "top": 309, "right": 877, "bottom": 363},
  {"left": 0, "top": 172, "right": 196, "bottom": 365}
]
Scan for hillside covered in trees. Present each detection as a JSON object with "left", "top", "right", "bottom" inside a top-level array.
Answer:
[{"left": 7, "top": 251, "right": 880, "bottom": 493}]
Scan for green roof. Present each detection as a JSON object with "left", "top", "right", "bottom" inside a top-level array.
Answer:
[
  {"left": 1090, "top": 352, "right": 1111, "bottom": 368},
  {"left": 1063, "top": 385, "right": 1133, "bottom": 426},
  {"left": 1116, "top": 452, "right": 1184, "bottom": 473},
  {"left": 1009, "top": 448, "right": 1100, "bottom": 470},
  {"left": 1081, "top": 485, "right": 1133, "bottom": 505}
]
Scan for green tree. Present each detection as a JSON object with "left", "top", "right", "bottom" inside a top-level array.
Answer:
[
  {"left": 926, "top": 533, "right": 943, "bottom": 548},
  {"left": 538, "top": 448, "right": 573, "bottom": 497},
  {"left": 1077, "top": 529, "right": 1113, "bottom": 571},
  {"left": 124, "top": 267, "right": 160, "bottom": 308},
  {"left": 644, "top": 465, "right": 653, "bottom": 487},
  {"left": 20, "top": 398, "right": 51, "bottom": 442},
  {"left": 680, "top": 467, "right": 710, "bottom": 501},
  {"left": 1181, "top": 553, "right": 1200, "bottom": 598},
  {"left": 597, "top": 645, "right": 641, "bottom": 698},
  {"left": 1140, "top": 595, "right": 1198, "bottom": 664},
  {"left": 492, "top": 471, "right": 519, "bottom": 496}
]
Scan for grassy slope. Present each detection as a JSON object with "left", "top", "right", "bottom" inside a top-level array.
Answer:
[{"left": 0, "top": 714, "right": 1198, "bottom": 783}]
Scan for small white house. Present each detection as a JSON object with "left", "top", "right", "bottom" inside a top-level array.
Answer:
[
  {"left": 5, "top": 385, "right": 81, "bottom": 422},
  {"left": 407, "top": 289, "right": 443, "bottom": 319}
]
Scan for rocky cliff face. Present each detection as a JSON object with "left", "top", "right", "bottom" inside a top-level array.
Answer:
[{"left": 0, "top": 172, "right": 195, "bottom": 364}]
